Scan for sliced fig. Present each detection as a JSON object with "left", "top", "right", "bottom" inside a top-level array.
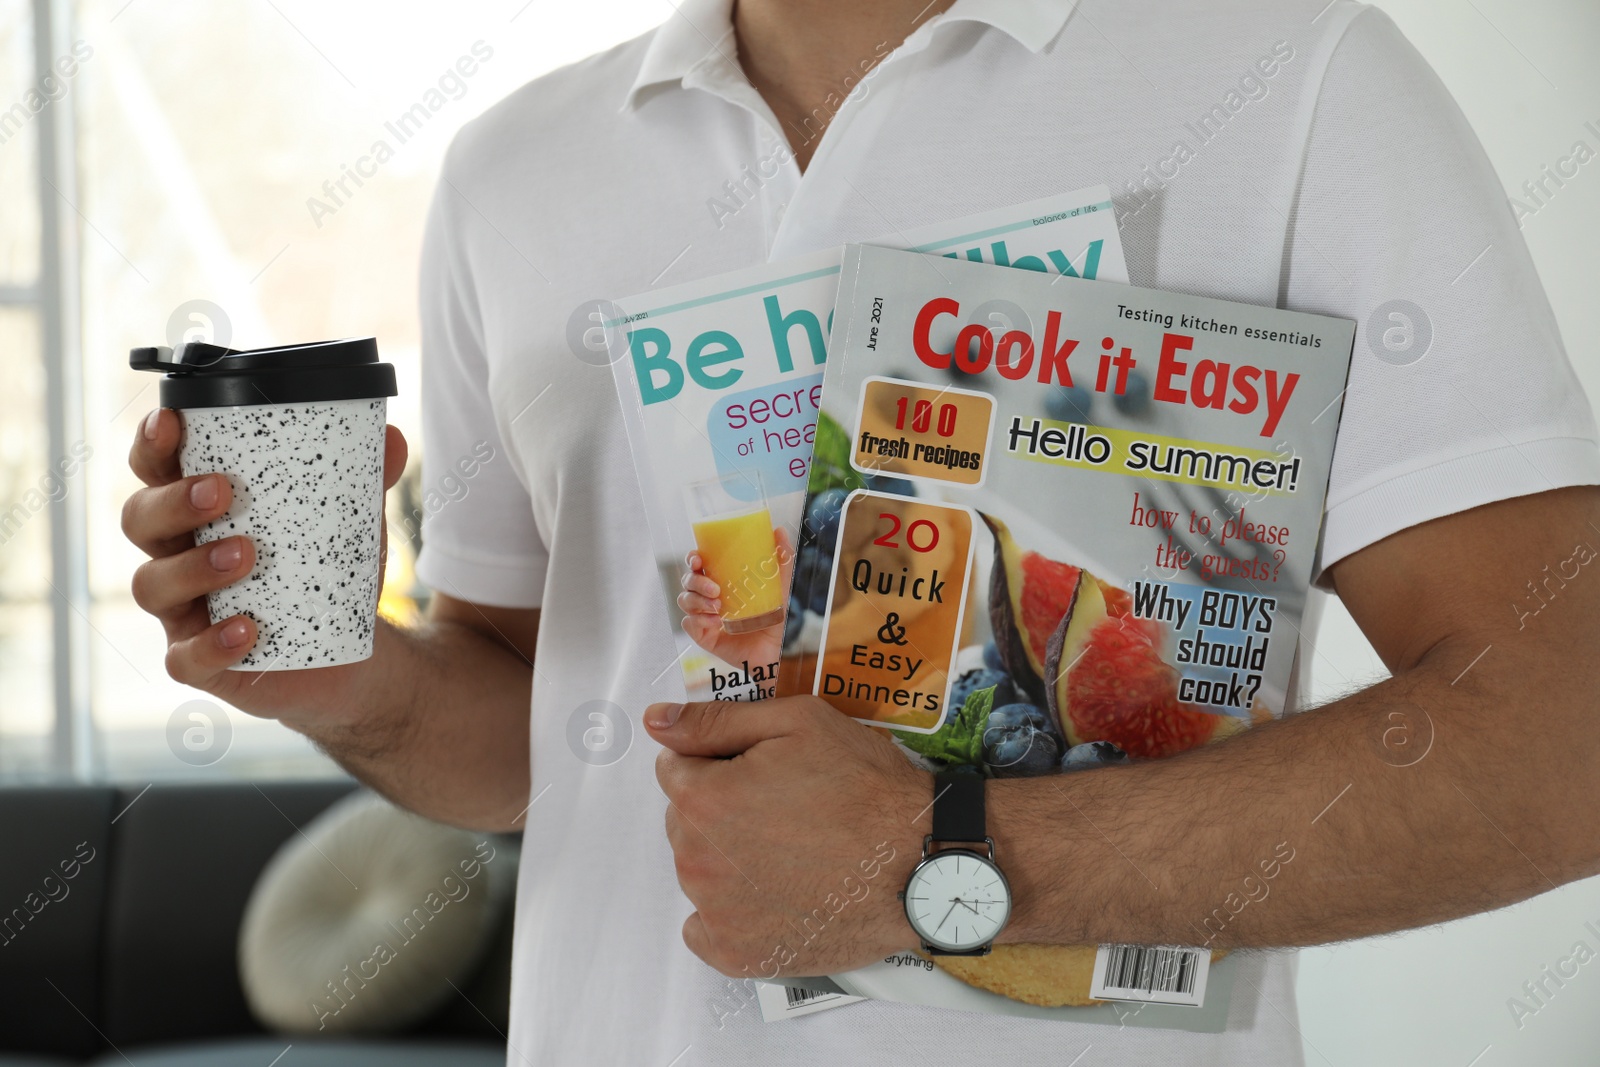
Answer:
[
  {"left": 982, "top": 513, "right": 1081, "bottom": 705},
  {"left": 1042, "top": 570, "right": 1106, "bottom": 741},
  {"left": 1096, "top": 578, "right": 1133, "bottom": 618},
  {"left": 1045, "top": 580, "right": 1245, "bottom": 759}
]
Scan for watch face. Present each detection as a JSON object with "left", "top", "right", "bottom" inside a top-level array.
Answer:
[{"left": 904, "top": 848, "right": 1011, "bottom": 952}]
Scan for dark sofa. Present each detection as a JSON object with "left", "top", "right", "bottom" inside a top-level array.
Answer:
[{"left": 0, "top": 781, "right": 509, "bottom": 1067}]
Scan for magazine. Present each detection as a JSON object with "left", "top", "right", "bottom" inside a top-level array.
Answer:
[
  {"left": 605, "top": 187, "right": 1126, "bottom": 701},
  {"left": 778, "top": 243, "right": 1354, "bottom": 1030}
]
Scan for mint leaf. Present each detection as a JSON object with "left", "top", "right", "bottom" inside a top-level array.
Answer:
[
  {"left": 808, "top": 411, "right": 869, "bottom": 496},
  {"left": 891, "top": 684, "right": 995, "bottom": 770}
]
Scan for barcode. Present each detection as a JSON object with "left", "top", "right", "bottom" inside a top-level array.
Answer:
[
  {"left": 757, "top": 981, "right": 863, "bottom": 1022},
  {"left": 785, "top": 987, "right": 829, "bottom": 1008},
  {"left": 1100, "top": 945, "right": 1199, "bottom": 995}
]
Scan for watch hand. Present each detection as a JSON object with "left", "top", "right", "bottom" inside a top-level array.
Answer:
[
  {"left": 955, "top": 897, "right": 981, "bottom": 915},
  {"left": 934, "top": 899, "right": 960, "bottom": 935}
]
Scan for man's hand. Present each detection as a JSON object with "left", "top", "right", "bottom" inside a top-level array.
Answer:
[
  {"left": 122, "top": 407, "right": 409, "bottom": 723},
  {"left": 123, "top": 406, "right": 535, "bottom": 831},
  {"left": 645, "top": 695, "right": 930, "bottom": 977}
]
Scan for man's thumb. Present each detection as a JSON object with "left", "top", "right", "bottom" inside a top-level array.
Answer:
[{"left": 644, "top": 699, "right": 791, "bottom": 757}]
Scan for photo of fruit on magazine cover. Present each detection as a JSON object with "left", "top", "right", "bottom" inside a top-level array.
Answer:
[
  {"left": 766, "top": 243, "right": 1355, "bottom": 1030},
  {"left": 604, "top": 187, "right": 1126, "bottom": 702}
]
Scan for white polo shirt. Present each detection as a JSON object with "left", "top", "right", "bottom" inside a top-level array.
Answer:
[{"left": 413, "top": 0, "right": 1600, "bottom": 1063}]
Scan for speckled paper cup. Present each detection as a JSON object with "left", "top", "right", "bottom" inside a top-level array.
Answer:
[{"left": 131, "top": 338, "right": 398, "bottom": 670}]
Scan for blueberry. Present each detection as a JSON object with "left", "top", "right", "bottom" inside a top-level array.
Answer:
[
  {"left": 1060, "top": 741, "right": 1129, "bottom": 772},
  {"left": 798, "top": 547, "right": 832, "bottom": 614},
  {"left": 984, "top": 734, "right": 1032, "bottom": 772},
  {"left": 793, "top": 543, "right": 817, "bottom": 585},
  {"left": 792, "top": 545, "right": 823, "bottom": 612},
  {"left": 949, "top": 669, "right": 1016, "bottom": 714},
  {"left": 782, "top": 596, "right": 803, "bottom": 646},
  {"left": 1045, "top": 383, "right": 1093, "bottom": 423},
  {"left": 864, "top": 473, "right": 916, "bottom": 498},
  {"left": 982, "top": 641, "right": 1005, "bottom": 673},
  {"left": 805, "top": 489, "right": 848, "bottom": 546},
  {"left": 1112, "top": 371, "right": 1152, "bottom": 417},
  {"left": 982, "top": 711, "right": 1062, "bottom": 778},
  {"left": 806, "top": 580, "right": 831, "bottom": 615},
  {"left": 987, "top": 702, "right": 1052, "bottom": 734}
]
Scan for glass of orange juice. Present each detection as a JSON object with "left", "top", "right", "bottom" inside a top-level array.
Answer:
[{"left": 685, "top": 471, "right": 785, "bottom": 633}]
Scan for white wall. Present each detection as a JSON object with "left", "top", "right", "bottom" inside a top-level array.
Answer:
[{"left": 1296, "top": 6, "right": 1600, "bottom": 1063}]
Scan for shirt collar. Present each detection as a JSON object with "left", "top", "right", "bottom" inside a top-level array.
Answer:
[
  {"left": 622, "top": 0, "right": 738, "bottom": 113},
  {"left": 621, "top": 0, "right": 1077, "bottom": 112},
  {"left": 938, "top": 0, "right": 1079, "bottom": 55}
]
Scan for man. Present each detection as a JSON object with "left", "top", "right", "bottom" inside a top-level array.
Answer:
[{"left": 123, "top": 0, "right": 1600, "bottom": 1062}]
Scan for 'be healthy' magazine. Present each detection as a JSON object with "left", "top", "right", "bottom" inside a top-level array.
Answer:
[{"left": 605, "top": 188, "right": 1126, "bottom": 701}]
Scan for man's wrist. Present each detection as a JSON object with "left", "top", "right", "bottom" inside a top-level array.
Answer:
[
  {"left": 870, "top": 760, "right": 933, "bottom": 952},
  {"left": 278, "top": 619, "right": 416, "bottom": 751},
  {"left": 988, "top": 776, "right": 1085, "bottom": 946}
]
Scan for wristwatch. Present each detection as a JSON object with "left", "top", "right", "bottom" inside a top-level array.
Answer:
[{"left": 898, "top": 770, "right": 1012, "bottom": 955}]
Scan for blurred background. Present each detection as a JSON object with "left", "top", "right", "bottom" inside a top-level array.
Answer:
[{"left": 0, "top": 0, "right": 1595, "bottom": 1064}]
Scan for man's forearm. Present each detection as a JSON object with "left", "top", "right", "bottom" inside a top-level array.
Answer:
[
  {"left": 992, "top": 635, "right": 1600, "bottom": 950},
  {"left": 281, "top": 617, "right": 533, "bottom": 831}
]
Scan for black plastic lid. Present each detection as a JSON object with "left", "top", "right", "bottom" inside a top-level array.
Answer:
[{"left": 129, "top": 337, "right": 397, "bottom": 408}]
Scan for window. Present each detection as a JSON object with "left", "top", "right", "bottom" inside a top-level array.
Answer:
[{"left": 1, "top": 0, "right": 667, "bottom": 781}]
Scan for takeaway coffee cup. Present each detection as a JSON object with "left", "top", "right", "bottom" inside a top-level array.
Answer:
[{"left": 131, "top": 338, "right": 397, "bottom": 670}]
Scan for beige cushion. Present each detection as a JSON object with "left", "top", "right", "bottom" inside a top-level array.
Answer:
[{"left": 239, "top": 791, "right": 515, "bottom": 1034}]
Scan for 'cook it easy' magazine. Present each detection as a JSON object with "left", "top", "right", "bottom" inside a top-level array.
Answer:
[
  {"left": 605, "top": 187, "right": 1126, "bottom": 701},
  {"left": 781, "top": 244, "right": 1354, "bottom": 1031}
]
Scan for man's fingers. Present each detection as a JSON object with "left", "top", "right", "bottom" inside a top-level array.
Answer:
[
  {"left": 383, "top": 424, "right": 408, "bottom": 491},
  {"left": 121, "top": 473, "right": 234, "bottom": 556},
  {"left": 377, "top": 427, "right": 408, "bottom": 581},
  {"left": 164, "top": 615, "right": 257, "bottom": 686},
  {"left": 131, "top": 536, "right": 255, "bottom": 619},
  {"left": 644, "top": 697, "right": 809, "bottom": 757},
  {"left": 129, "top": 408, "right": 183, "bottom": 487},
  {"left": 682, "top": 912, "right": 713, "bottom": 967}
]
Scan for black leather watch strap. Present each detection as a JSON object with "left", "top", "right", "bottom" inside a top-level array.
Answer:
[{"left": 931, "top": 770, "right": 986, "bottom": 844}]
